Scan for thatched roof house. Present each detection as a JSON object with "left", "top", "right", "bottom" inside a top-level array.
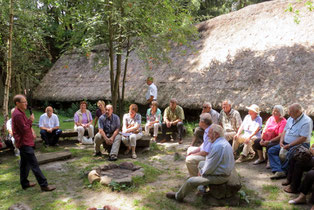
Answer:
[{"left": 34, "top": 0, "right": 314, "bottom": 116}]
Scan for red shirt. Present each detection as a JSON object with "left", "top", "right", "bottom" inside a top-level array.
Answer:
[{"left": 12, "top": 108, "right": 34, "bottom": 148}]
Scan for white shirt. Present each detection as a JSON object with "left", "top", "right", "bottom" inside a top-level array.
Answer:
[
  {"left": 39, "top": 113, "right": 60, "bottom": 129},
  {"left": 145, "top": 83, "right": 157, "bottom": 100},
  {"left": 6, "top": 119, "right": 12, "bottom": 132}
]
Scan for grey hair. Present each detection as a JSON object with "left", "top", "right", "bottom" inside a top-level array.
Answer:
[
  {"left": 222, "top": 99, "right": 233, "bottom": 107},
  {"left": 170, "top": 98, "right": 177, "bottom": 104},
  {"left": 200, "top": 113, "right": 212, "bottom": 126},
  {"left": 203, "top": 102, "right": 212, "bottom": 109},
  {"left": 211, "top": 124, "right": 224, "bottom": 137},
  {"left": 273, "top": 105, "right": 285, "bottom": 117}
]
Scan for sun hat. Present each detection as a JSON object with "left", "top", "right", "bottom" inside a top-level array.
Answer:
[{"left": 246, "top": 104, "right": 260, "bottom": 114}]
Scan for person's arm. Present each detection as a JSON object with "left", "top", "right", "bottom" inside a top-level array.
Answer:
[
  {"left": 283, "top": 136, "right": 307, "bottom": 150},
  {"left": 94, "top": 117, "right": 99, "bottom": 128},
  {"left": 235, "top": 112, "right": 242, "bottom": 132},
  {"left": 284, "top": 122, "right": 311, "bottom": 149},
  {"left": 163, "top": 108, "right": 169, "bottom": 123},
  {"left": 192, "top": 151, "right": 208, "bottom": 157},
  {"left": 87, "top": 112, "right": 93, "bottom": 126},
  {"left": 15, "top": 114, "right": 33, "bottom": 133},
  {"left": 126, "top": 114, "right": 141, "bottom": 133},
  {"left": 74, "top": 113, "right": 81, "bottom": 126},
  {"left": 110, "top": 116, "right": 121, "bottom": 141},
  {"left": 187, "top": 146, "right": 201, "bottom": 155},
  {"left": 200, "top": 147, "right": 221, "bottom": 176},
  {"left": 147, "top": 95, "right": 154, "bottom": 104}
]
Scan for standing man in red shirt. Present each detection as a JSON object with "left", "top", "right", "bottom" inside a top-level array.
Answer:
[{"left": 12, "top": 94, "right": 56, "bottom": 191}]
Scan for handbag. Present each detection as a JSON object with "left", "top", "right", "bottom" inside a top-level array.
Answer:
[{"left": 293, "top": 145, "right": 312, "bottom": 162}]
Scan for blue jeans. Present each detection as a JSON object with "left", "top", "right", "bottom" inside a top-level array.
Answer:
[
  {"left": 40, "top": 129, "right": 62, "bottom": 146},
  {"left": 268, "top": 143, "right": 310, "bottom": 173}
]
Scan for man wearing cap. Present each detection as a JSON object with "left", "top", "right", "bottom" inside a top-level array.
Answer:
[
  {"left": 190, "top": 102, "right": 219, "bottom": 146},
  {"left": 145, "top": 77, "right": 157, "bottom": 105},
  {"left": 39, "top": 106, "right": 62, "bottom": 146},
  {"left": 233, "top": 104, "right": 262, "bottom": 162},
  {"left": 218, "top": 100, "right": 242, "bottom": 144},
  {"left": 268, "top": 103, "right": 313, "bottom": 179}
]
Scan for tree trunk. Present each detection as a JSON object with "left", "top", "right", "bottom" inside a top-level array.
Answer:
[
  {"left": 120, "top": 37, "right": 131, "bottom": 119},
  {"left": 2, "top": 0, "right": 14, "bottom": 123},
  {"left": 108, "top": 6, "right": 115, "bottom": 111}
]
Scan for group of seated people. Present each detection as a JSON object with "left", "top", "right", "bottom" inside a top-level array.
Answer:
[{"left": 167, "top": 100, "right": 313, "bottom": 206}]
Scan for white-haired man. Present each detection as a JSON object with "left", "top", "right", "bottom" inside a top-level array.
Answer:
[{"left": 166, "top": 124, "right": 235, "bottom": 202}]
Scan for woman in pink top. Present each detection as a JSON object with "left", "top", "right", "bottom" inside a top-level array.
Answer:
[{"left": 253, "top": 105, "right": 287, "bottom": 166}]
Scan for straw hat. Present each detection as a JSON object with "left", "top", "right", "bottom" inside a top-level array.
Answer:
[{"left": 246, "top": 104, "right": 260, "bottom": 114}]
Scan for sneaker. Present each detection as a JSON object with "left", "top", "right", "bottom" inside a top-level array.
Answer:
[
  {"left": 132, "top": 153, "right": 137, "bottom": 159},
  {"left": 108, "top": 154, "right": 118, "bottom": 161},
  {"left": 270, "top": 171, "right": 286, "bottom": 180},
  {"left": 253, "top": 159, "right": 265, "bottom": 165}
]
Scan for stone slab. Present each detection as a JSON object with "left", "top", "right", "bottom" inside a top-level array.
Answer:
[{"left": 37, "top": 151, "right": 72, "bottom": 165}]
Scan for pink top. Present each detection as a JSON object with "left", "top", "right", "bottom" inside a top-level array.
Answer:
[{"left": 262, "top": 116, "right": 287, "bottom": 141}]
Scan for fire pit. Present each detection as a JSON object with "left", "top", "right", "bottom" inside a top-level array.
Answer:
[{"left": 88, "top": 162, "right": 145, "bottom": 186}]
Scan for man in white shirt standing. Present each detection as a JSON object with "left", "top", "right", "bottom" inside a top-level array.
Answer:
[
  {"left": 145, "top": 77, "right": 157, "bottom": 105},
  {"left": 39, "top": 106, "right": 62, "bottom": 146}
]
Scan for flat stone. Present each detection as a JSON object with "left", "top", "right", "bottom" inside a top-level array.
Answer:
[
  {"left": 8, "top": 203, "right": 32, "bottom": 210},
  {"left": 131, "top": 170, "right": 145, "bottom": 177},
  {"left": 100, "top": 176, "right": 112, "bottom": 185},
  {"left": 37, "top": 151, "right": 72, "bottom": 165},
  {"left": 113, "top": 176, "right": 132, "bottom": 185}
]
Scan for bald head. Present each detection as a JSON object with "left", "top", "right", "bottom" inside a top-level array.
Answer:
[{"left": 105, "top": 104, "right": 114, "bottom": 117}]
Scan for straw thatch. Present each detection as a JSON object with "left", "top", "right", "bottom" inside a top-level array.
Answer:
[{"left": 33, "top": 0, "right": 314, "bottom": 116}]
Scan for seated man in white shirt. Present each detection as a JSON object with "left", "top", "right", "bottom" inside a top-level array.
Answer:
[
  {"left": 166, "top": 124, "right": 235, "bottom": 202},
  {"left": 39, "top": 106, "right": 62, "bottom": 146},
  {"left": 6, "top": 108, "right": 20, "bottom": 156}
]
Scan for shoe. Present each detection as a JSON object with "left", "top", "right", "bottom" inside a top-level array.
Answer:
[
  {"left": 132, "top": 153, "right": 137, "bottom": 159},
  {"left": 166, "top": 192, "right": 176, "bottom": 200},
  {"left": 282, "top": 179, "right": 290, "bottom": 186},
  {"left": 253, "top": 159, "right": 265, "bottom": 165},
  {"left": 284, "top": 186, "right": 298, "bottom": 194},
  {"left": 236, "top": 155, "right": 247, "bottom": 163},
  {"left": 41, "top": 185, "right": 56, "bottom": 192},
  {"left": 247, "top": 152, "right": 256, "bottom": 160},
  {"left": 22, "top": 182, "right": 36, "bottom": 190},
  {"left": 160, "top": 139, "right": 167, "bottom": 143},
  {"left": 270, "top": 172, "right": 286, "bottom": 180},
  {"left": 108, "top": 155, "right": 117, "bottom": 161},
  {"left": 93, "top": 152, "right": 102, "bottom": 157},
  {"left": 288, "top": 198, "right": 306, "bottom": 205},
  {"left": 178, "top": 139, "right": 183, "bottom": 144}
]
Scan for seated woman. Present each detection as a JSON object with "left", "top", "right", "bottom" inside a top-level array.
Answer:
[
  {"left": 121, "top": 104, "right": 143, "bottom": 159},
  {"left": 233, "top": 104, "right": 262, "bottom": 163},
  {"left": 253, "top": 105, "right": 287, "bottom": 166},
  {"left": 94, "top": 100, "right": 106, "bottom": 128},
  {"left": 145, "top": 101, "right": 162, "bottom": 142},
  {"left": 74, "top": 101, "right": 94, "bottom": 143},
  {"left": 283, "top": 144, "right": 314, "bottom": 194}
]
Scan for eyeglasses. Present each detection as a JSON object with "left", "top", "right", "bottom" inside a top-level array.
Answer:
[
  {"left": 20, "top": 101, "right": 27, "bottom": 104},
  {"left": 203, "top": 106, "right": 208, "bottom": 109}
]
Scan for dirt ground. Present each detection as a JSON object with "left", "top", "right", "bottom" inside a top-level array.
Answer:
[{"left": 13, "top": 137, "right": 312, "bottom": 210}]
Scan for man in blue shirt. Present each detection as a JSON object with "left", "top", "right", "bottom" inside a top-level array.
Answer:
[
  {"left": 166, "top": 124, "right": 235, "bottom": 202},
  {"left": 186, "top": 113, "right": 212, "bottom": 177},
  {"left": 94, "top": 105, "right": 121, "bottom": 161},
  {"left": 269, "top": 103, "right": 313, "bottom": 179}
]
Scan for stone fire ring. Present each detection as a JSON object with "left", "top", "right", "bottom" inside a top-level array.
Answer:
[{"left": 88, "top": 162, "right": 145, "bottom": 186}]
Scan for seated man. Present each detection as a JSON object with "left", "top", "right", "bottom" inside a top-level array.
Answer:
[
  {"left": 191, "top": 102, "right": 219, "bottom": 146},
  {"left": 218, "top": 100, "right": 242, "bottom": 144},
  {"left": 94, "top": 105, "right": 121, "bottom": 161},
  {"left": 166, "top": 124, "right": 235, "bottom": 202},
  {"left": 186, "top": 113, "right": 212, "bottom": 177},
  {"left": 160, "top": 98, "right": 185, "bottom": 144},
  {"left": 74, "top": 101, "right": 94, "bottom": 143},
  {"left": 39, "top": 106, "right": 62, "bottom": 146},
  {"left": 6, "top": 108, "right": 20, "bottom": 156},
  {"left": 269, "top": 103, "right": 313, "bottom": 179}
]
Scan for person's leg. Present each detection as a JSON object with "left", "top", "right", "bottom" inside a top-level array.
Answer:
[
  {"left": 110, "top": 134, "right": 122, "bottom": 157},
  {"left": 225, "top": 131, "right": 236, "bottom": 145},
  {"left": 253, "top": 139, "right": 264, "bottom": 161},
  {"left": 87, "top": 125, "right": 94, "bottom": 138},
  {"left": 232, "top": 137, "right": 240, "bottom": 154},
  {"left": 175, "top": 174, "right": 229, "bottom": 201},
  {"left": 40, "top": 130, "right": 49, "bottom": 145},
  {"left": 23, "top": 146, "right": 48, "bottom": 187},
  {"left": 191, "top": 127, "right": 204, "bottom": 146},
  {"left": 161, "top": 123, "right": 168, "bottom": 141},
  {"left": 153, "top": 123, "right": 159, "bottom": 140},
  {"left": 75, "top": 126, "right": 85, "bottom": 142},
  {"left": 176, "top": 122, "right": 184, "bottom": 143},
  {"left": 94, "top": 133, "right": 105, "bottom": 154},
  {"left": 268, "top": 144, "right": 283, "bottom": 172},
  {"left": 290, "top": 158, "right": 314, "bottom": 191},
  {"left": 185, "top": 155, "right": 205, "bottom": 177},
  {"left": 52, "top": 129, "right": 62, "bottom": 145},
  {"left": 129, "top": 133, "right": 142, "bottom": 158},
  {"left": 19, "top": 146, "right": 31, "bottom": 188},
  {"left": 145, "top": 123, "right": 152, "bottom": 135}
]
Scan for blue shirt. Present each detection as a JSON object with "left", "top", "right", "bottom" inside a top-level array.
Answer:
[
  {"left": 98, "top": 113, "right": 120, "bottom": 137},
  {"left": 284, "top": 114, "right": 313, "bottom": 144},
  {"left": 200, "top": 137, "right": 235, "bottom": 176},
  {"left": 200, "top": 126, "right": 211, "bottom": 153}
]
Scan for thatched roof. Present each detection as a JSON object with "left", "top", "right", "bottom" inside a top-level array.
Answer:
[{"left": 33, "top": 0, "right": 314, "bottom": 116}]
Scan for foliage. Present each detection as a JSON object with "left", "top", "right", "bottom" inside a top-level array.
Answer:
[
  {"left": 108, "top": 181, "right": 128, "bottom": 192},
  {"left": 285, "top": 0, "right": 314, "bottom": 24}
]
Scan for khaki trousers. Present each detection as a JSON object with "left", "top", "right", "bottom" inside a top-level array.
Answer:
[
  {"left": 75, "top": 125, "right": 94, "bottom": 142},
  {"left": 94, "top": 133, "right": 122, "bottom": 156},
  {"left": 232, "top": 134, "right": 256, "bottom": 156},
  {"left": 185, "top": 146, "right": 205, "bottom": 177},
  {"left": 122, "top": 133, "right": 143, "bottom": 147},
  {"left": 176, "top": 161, "right": 230, "bottom": 201}
]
